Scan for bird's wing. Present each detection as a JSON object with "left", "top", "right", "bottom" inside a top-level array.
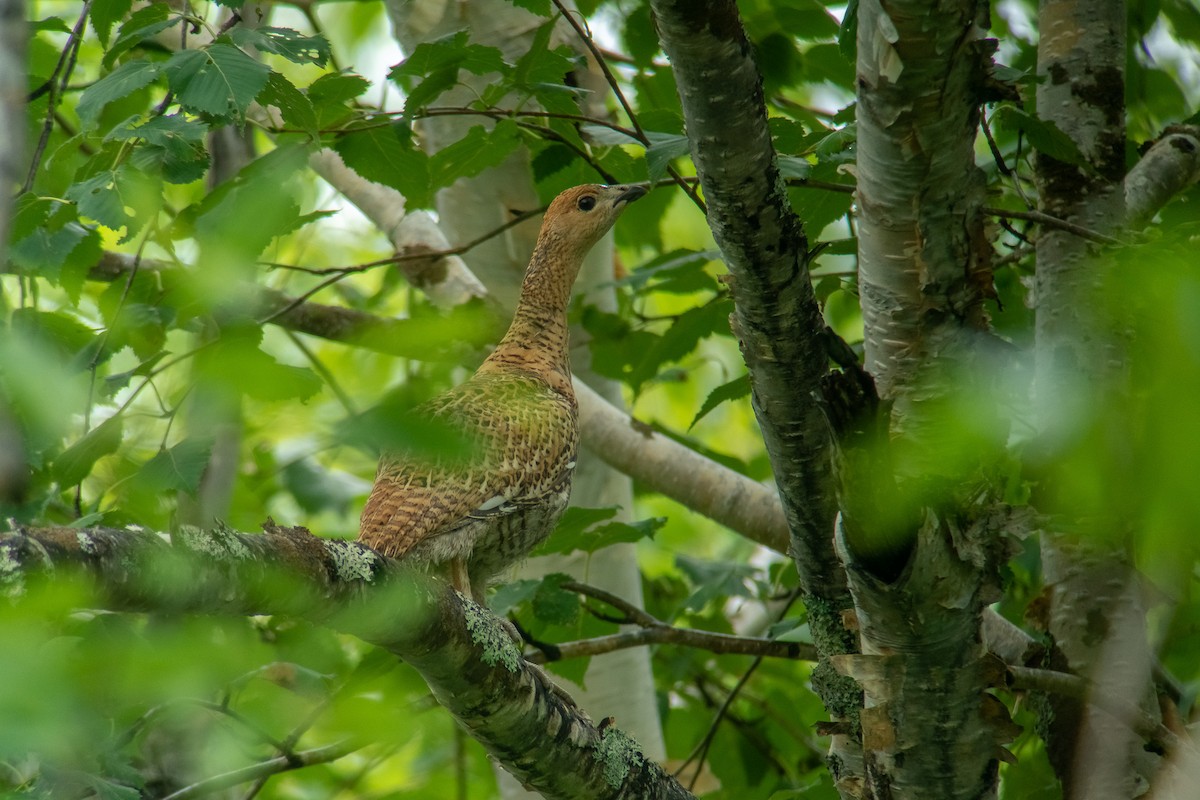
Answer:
[{"left": 357, "top": 374, "right": 577, "bottom": 559}]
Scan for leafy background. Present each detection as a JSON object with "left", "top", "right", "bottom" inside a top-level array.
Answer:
[{"left": 4, "top": 0, "right": 1200, "bottom": 797}]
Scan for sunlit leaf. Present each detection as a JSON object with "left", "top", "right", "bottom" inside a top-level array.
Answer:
[
  {"left": 53, "top": 417, "right": 124, "bottom": 487},
  {"left": 103, "top": 3, "right": 179, "bottom": 69},
  {"left": 77, "top": 60, "right": 164, "bottom": 130},
  {"left": 258, "top": 70, "right": 318, "bottom": 137},
  {"left": 164, "top": 44, "right": 270, "bottom": 118},
  {"left": 136, "top": 438, "right": 215, "bottom": 493},
  {"left": 690, "top": 374, "right": 751, "bottom": 429},
  {"left": 89, "top": 0, "right": 133, "bottom": 46},
  {"left": 334, "top": 124, "right": 432, "bottom": 207},
  {"left": 229, "top": 27, "right": 331, "bottom": 67}
]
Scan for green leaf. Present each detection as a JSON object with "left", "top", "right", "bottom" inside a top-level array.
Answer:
[
  {"left": 536, "top": 507, "right": 663, "bottom": 555},
  {"left": 487, "top": 579, "right": 541, "bottom": 617},
  {"left": 202, "top": 336, "right": 323, "bottom": 404},
  {"left": 532, "top": 573, "right": 580, "bottom": 626},
  {"left": 31, "top": 16, "right": 71, "bottom": 33},
  {"left": 307, "top": 72, "right": 370, "bottom": 106},
  {"left": 644, "top": 132, "right": 690, "bottom": 183},
  {"left": 11, "top": 308, "right": 100, "bottom": 368},
  {"left": 628, "top": 300, "right": 734, "bottom": 393},
  {"left": 110, "top": 113, "right": 211, "bottom": 184},
  {"left": 103, "top": 3, "right": 179, "bottom": 69},
  {"left": 690, "top": 374, "right": 752, "bottom": 429},
  {"left": 77, "top": 60, "right": 164, "bottom": 130},
  {"left": 676, "top": 555, "right": 759, "bottom": 611},
  {"left": 389, "top": 30, "right": 507, "bottom": 80},
  {"left": 229, "top": 27, "right": 331, "bottom": 66},
  {"left": 9, "top": 220, "right": 96, "bottom": 287},
  {"left": 66, "top": 164, "right": 161, "bottom": 241},
  {"left": 430, "top": 122, "right": 522, "bottom": 190},
  {"left": 90, "top": 0, "right": 133, "bottom": 46},
  {"left": 136, "top": 438, "right": 214, "bottom": 493},
  {"left": 615, "top": 249, "right": 720, "bottom": 294},
  {"left": 258, "top": 70, "right": 318, "bottom": 137},
  {"left": 334, "top": 124, "right": 432, "bottom": 207},
  {"left": 282, "top": 457, "right": 359, "bottom": 514},
  {"left": 165, "top": 44, "right": 270, "bottom": 119},
  {"left": 192, "top": 142, "right": 307, "bottom": 260},
  {"left": 82, "top": 774, "right": 141, "bottom": 800},
  {"left": 838, "top": 0, "right": 859, "bottom": 61},
  {"left": 53, "top": 417, "right": 124, "bottom": 487},
  {"left": 992, "top": 105, "right": 1087, "bottom": 167},
  {"left": 778, "top": 154, "right": 812, "bottom": 180}
]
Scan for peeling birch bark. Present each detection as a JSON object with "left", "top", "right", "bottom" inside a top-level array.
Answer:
[{"left": 1033, "top": 0, "right": 1161, "bottom": 796}]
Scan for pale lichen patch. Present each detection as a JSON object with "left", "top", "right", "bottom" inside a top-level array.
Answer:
[
  {"left": 327, "top": 540, "right": 377, "bottom": 584},
  {"left": 76, "top": 531, "right": 99, "bottom": 555},
  {"left": 178, "top": 525, "right": 252, "bottom": 561},
  {"left": 0, "top": 546, "right": 23, "bottom": 599},
  {"left": 463, "top": 597, "right": 521, "bottom": 673},
  {"left": 597, "top": 726, "right": 645, "bottom": 789}
]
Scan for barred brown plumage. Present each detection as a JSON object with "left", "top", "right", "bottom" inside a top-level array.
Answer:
[{"left": 358, "top": 184, "right": 646, "bottom": 600}]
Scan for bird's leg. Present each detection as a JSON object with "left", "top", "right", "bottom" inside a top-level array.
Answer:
[{"left": 449, "top": 557, "right": 471, "bottom": 597}]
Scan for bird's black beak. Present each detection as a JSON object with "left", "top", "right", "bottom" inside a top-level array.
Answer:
[{"left": 613, "top": 185, "right": 648, "bottom": 206}]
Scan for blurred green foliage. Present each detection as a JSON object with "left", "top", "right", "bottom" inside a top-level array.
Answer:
[{"left": 3, "top": 0, "right": 1199, "bottom": 796}]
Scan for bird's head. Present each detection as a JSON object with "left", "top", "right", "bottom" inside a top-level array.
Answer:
[{"left": 536, "top": 183, "right": 647, "bottom": 259}]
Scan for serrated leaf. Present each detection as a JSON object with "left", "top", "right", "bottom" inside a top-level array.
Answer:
[
  {"left": 993, "top": 105, "right": 1087, "bottom": 167},
  {"left": 580, "top": 124, "right": 641, "bottom": 148},
  {"left": 615, "top": 249, "right": 721, "bottom": 293},
  {"left": 66, "top": 164, "right": 160, "bottom": 241},
  {"left": 430, "top": 121, "right": 521, "bottom": 190},
  {"left": 31, "top": 16, "right": 72, "bottom": 33},
  {"left": 11, "top": 308, "right": 100, "bottom": 368},
  {"left": 137, "top": 438, "right": 214, "bottom": 493},
  {"left": 390, "top": 30, "right": 507, "bottom": 81},
  {"left": 488, "top": 579, "right": 541, "bottom": 617},
  {"left": 628, "top": 300, "right": 733, "bottom": 393},
  {"left": 532, "top": 573, "right": 580, "bottom": 626},
  {"left": 82, "top": 774, "right": 141, "bottom": 800},
  {"left": 307, "top": 72, "right": 370, "bottom": 106},
  {"left": 259, "top": 70, "right": 318, "bottom": 137},
  {"left": 90, "top": 0, "right": 133, "bottom": 46},
  {"left": 690, "top": 374, "right": 751, "bottom": 429},
  {"left": 334, "top": 124, "right": 432, "bottom": 207},
  {"left": 778, "top": 154, "right": 812, "bottom": 180},
  {"left": 512, "top": 22, "right": 573, "bottom": 87},
  {"left": 676, "top": 555, "right": 758, "bottom": 611},
  {"left": 644, "top": 132, "right": 690, "bottom": 183},
  {"left": 111, "top": 113, "right": 210, "bottom": 184},
  {"left": 165, "top": 44, "right": 270, "bottom": 118},
  {"left": 192, "top": 143, "right": 307, "bottom": 259},
  {"left": 77, "top": 60, "right": 164, "bottom": 130},
  {"left": 229, "top": 27, "right": 330, "bottom": 66},
  {"left": 53, "top": 417, "right": 124, "bottom": 486},
  {"left": 103, "top": 4, "right": 179, "bottom": 69},
  {"left": 9, "top": 221, "right": 92, "bottom": 284},
  {"left": 536, "top": 508, "right": 662, "bottom": 555}
]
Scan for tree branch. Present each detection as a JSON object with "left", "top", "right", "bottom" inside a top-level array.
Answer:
[
  {"left": 1, "top": 523, "right": 694, "bottom": 800},
  {"left": 648, "top": 0, "right": 848, "bottom": 643},
  {"left": 525, "top": 581, "right": 815, "bottom": 664},
  {"left": 1124, "top": 127, "right": 1200, "bottom": 230},
  {"left": 160, "top": 740, "right": 361, "bottom": 800}
]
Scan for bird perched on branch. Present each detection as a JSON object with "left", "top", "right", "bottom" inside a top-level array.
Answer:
[{"left": 359, "top": 183, "right": 646, "bottom": 600}]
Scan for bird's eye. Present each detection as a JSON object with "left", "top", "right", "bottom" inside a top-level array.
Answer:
[{"left": 577, "top": 195, "right": 597, "bottom": 211}]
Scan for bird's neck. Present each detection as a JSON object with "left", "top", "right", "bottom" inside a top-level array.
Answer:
[{"left": 479, "top": 241, "right": 580, "bottom": 390}]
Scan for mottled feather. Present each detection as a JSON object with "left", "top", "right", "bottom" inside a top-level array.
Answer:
[{"left": 358, "top": 184, "right": 646, "bottom": 597}]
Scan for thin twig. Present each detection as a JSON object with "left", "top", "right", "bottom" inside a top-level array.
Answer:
[
  {"left": 23, "top": 0, "right": 93, "bottom": 193},
  {"left": 160, "top": 740, "right": 360, "bottom": 800},
  {"left": 548, "top": 0, "right": 705, "bottom": 212}
]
